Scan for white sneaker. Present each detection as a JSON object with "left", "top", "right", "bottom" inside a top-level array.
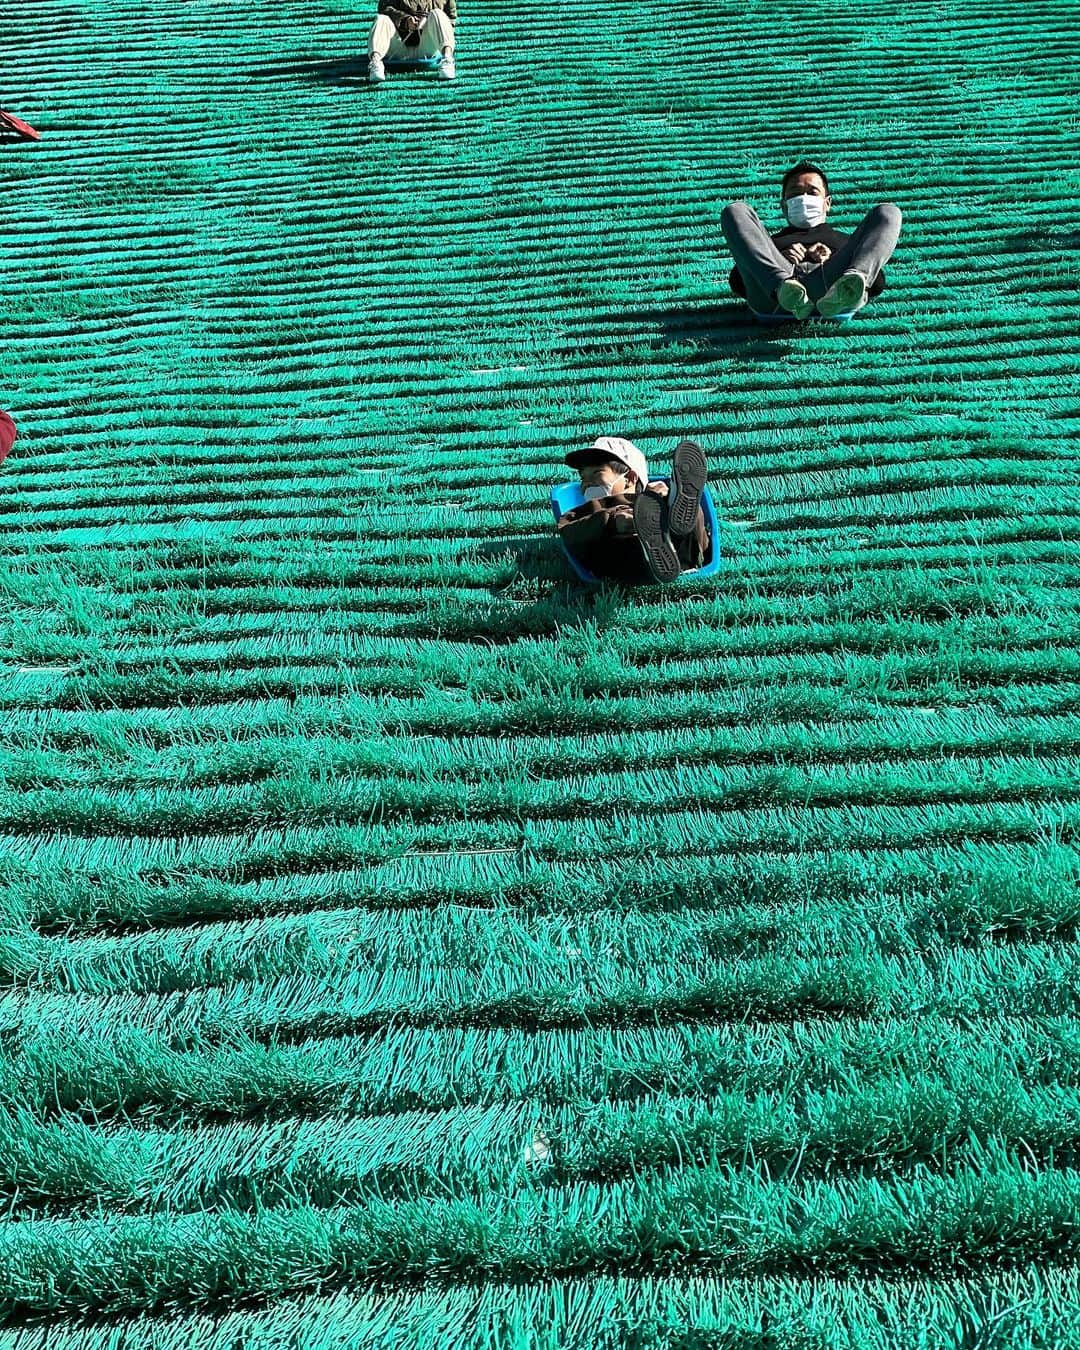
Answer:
[
  {"left": 368, "top": 54, "right": 385, "bottom": 84},
  {"left": 438, "top": 54, "right": 456, "bottom": 79}
]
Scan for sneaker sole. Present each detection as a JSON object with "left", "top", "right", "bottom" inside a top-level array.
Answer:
[
  {"left": 818, "top": 272, "right": 868, "bottom": 317},
  {"left": 633, "top": 492, "right": 681, "bottom": 583},
  {"left": 776, "top": 280, "right": 813, "bottom": 320},
  {"left": 668, "top": 439, "right": 708, "bottom": 539}
]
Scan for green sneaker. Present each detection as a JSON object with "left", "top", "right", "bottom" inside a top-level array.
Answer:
[
  {"left": 776, "top": 278, "right": 813, "bottom": 320},
  {"left": 818, "top": 270, "right": 869, "bottom": 318}
]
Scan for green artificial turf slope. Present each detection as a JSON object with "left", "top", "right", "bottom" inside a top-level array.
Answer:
[{"left": 2, "top": 0, "right": 1080, "bottom": 1344}]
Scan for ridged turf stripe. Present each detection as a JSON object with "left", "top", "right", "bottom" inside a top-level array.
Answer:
[
  {"left": 5, "top": 1163, "right": 1080, "bottom": 1315},
  {"left": 3, "top": 1081, "right": 1080, "bottom": 1217},
  {"left": 6, "top": 1013, "right": 1079, "bottom": 1121},
  {"left": 5, "top": 1272, "right": 1080, "bottom": 1350}
]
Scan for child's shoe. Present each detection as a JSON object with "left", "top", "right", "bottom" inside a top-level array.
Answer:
[
  {"left": 667, "top": 439, "right": 708, "bottom": 538},
  {"left": 633, "top": 491, "right": 681, "bottom": 582}
]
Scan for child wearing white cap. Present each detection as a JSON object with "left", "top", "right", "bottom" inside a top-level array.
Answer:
[{"left": 558, "top": 437, "right": 709, "bottom": 583}]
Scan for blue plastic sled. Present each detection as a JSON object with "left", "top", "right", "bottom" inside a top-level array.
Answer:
[
  {"left": 384, "top": 55, "right": 443, "bottom": 70},
  {"left": 550, "top": 479, "right": 722, "bottom": 584},
  {"left": 748, "top": 305, "right": 854, "bottom": 325}
]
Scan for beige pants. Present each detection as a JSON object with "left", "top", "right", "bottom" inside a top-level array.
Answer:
[{"left": 369, "top": 10, "right": 455, "bottom": 59}]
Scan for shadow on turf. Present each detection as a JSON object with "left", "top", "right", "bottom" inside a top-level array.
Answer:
[
  {"left": 475, "top": 536, "right": 565, "bottom": 586},
  {"left": 474, "top": 537, "right": 665, "bottom": 639},
  {"left": 999, "top": 228, "right": 1080, "bottom": 254},
  {"left": 612, "top": 303, "right": 796, "bottom": 362},
  {"left": 476, "top": 536, "right": 698, "bottom": 600},
  {"left": 249, "top": 55, "right": 439, "bottom": 86},
  {"left": 249, "top": 56, "right": 372, "bottom": 85}
]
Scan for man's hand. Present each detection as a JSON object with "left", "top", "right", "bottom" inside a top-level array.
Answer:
[
  {"left": 804, "top": 242, "right": 832, "bottom": 263},
  {"left": 398, "top": 12, "right": 422, "bottom": 34},
  {"left": 781, "top": 242, "right": 807, "bottom": 263}
]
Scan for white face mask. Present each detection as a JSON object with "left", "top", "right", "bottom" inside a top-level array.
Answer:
[
  {"left": 582, "top": 471, "right": 631, "bottom": 501},
  {"left": 784, "top": 193, "right": 828, "bottom": 229}
]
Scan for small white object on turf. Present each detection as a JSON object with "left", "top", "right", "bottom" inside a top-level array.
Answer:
[
  {"left": 438, "top": 55, "right": 456, "bottom": 79},
  {"left": 368, "top": 54, "right": 385, "bottom": 83}
]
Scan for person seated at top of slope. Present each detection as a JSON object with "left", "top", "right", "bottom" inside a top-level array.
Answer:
[
  {"left": 368, "top": 0, "right": 457, "bottom": 83},
  {"left": 0, "top": 410, "right": 15, "bottom": 466},
  {"left": 557, "top": 437, "right": 710, "bottom": 583},
  {"left": 722, "top": 161, "right": 902, "bottom": 319}
]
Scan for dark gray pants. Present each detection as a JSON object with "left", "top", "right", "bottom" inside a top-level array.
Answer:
[{"left": 721, "top": 201, "right": 903, "bottom": 314}]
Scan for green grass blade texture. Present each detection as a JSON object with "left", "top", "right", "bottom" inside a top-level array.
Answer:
[{"left": 3, "top": 0, "right": 1080, "bottom": 1344}]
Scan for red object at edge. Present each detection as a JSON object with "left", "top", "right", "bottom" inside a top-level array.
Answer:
[
  {"left": 0, "top": 110, "right": 41, "bottom": 141},
  {"left": 0, "top": 412, "right": 16, "bottom": 466}
]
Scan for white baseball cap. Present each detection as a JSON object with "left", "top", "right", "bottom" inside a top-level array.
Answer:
[{"left": 565, "top": 436, "right": 649, "bottom": 487}]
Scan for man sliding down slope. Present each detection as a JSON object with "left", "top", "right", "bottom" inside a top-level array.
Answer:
[{"left": 722, "top": 161, "right": 902, "bottom": 320}]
